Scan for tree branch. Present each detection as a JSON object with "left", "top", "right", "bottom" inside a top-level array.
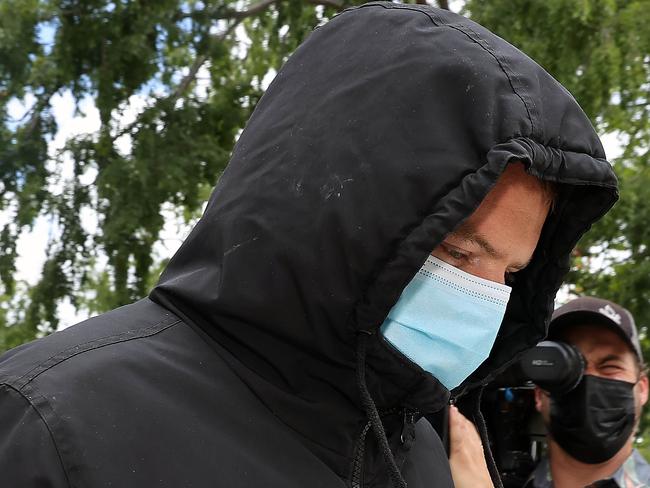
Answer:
[
  {"left": 305, "top": 0, "right": 344, "bottom": 9},
  {"left": 168, "top": 53, "right": 210, "bottom": 106},
  {"left": 437, "top": 0, "right": 450, "bottom": 9},
  {"left": 221, "top": 0, "right": 280, "bottom": 19},
  {"left": 168, "top": 19, "right": 242, "bottom": 106},
  {"left": 628, "top": 100, "right": 650, "bottom": 109},
  {"left": 112, "top": 17, "right": 244, "bottom": 142},
  {"left": 115, "top": 0, "right": 348, "bottom": 140},
  {"left": 180, "top": 0, "right": 345, "bottom": 103},
  {"left": 222, "top": 0, "right": 344, "bottom": 19},
  {"left": 22, "top": 87, "right": 61, "bottom": 139}
]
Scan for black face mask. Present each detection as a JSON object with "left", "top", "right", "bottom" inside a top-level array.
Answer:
[{"left": 548, "top": 374, "right": 636, "bottom": 464}]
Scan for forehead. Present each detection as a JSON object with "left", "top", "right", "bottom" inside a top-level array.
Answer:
[
  {"left": 452, "top": 164, "right": 550, "bottom": 261},
  {"left": 559, "top": 323, "right": 636, "bottom": 361}
]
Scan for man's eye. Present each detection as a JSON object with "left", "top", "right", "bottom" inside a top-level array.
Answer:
[
  {"left": 601, "top": 364, "right": 623, "bottom": 372},
  {"left": 600, "top": 364, "right": 626, "bottom": 376},
  {"left": 446, "top": 248, "right": 466, "bottom": 260}
]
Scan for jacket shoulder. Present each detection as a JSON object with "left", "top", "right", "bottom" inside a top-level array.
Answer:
[
  {"left": 0, "top": 383, "right": 70, "bottom": 487},
  {"left": 0, "top": 298, "right": 180, "bottom": 389}
]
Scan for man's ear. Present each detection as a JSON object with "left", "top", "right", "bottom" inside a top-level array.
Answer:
[{"left": 637, "top": 374, "right": 649, "bottom": 407}]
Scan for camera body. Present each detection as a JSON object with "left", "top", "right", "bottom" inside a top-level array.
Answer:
[{"left": 482, "top": 341, "right": 586, "bottom": 487}]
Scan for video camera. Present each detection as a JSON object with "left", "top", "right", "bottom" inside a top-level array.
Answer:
[{"left": 481, "top": 341, "right": 586, "bottom": 487}]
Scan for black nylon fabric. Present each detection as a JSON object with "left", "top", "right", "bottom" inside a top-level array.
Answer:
[
  {"left": 0, "top": 3, "right": 620, "bottom": 488},
  {"left": 148, "top": 2, "right": 619, "bottom": 483},
  {"left": 0, "top": 299, "right": 352, "bottom": 488},
  {"left": 150, "top": 2, "right": 618, "bottom": 483}
]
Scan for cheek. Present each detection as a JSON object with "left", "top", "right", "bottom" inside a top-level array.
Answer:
[{"left": 465, "top": 260, "right": 506, "bottom": 284}]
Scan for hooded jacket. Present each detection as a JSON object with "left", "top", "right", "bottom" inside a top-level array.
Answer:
[{"left": 0, "top": 3, "right": 618, "bottom": 487}]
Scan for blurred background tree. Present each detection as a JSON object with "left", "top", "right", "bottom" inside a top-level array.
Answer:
[
  {"left": 1, "top": 0, "right": 649, "bottom": 442},
  {"left": 0, "top": 0, "right": 368, "bottom": 349}
]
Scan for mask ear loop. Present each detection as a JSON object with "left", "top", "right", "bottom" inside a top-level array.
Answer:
[{"left": 356, "top": 331, "right": 407, "bottom": 488}]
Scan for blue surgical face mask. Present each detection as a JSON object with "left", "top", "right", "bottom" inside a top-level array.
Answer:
[{"left": 380, "top": 255, "right": 511, "bottom": 390}]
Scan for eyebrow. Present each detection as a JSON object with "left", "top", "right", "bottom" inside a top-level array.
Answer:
[
  {"left": 452, "top": 223, "right": 532, "bottom": 271},
  {"left": 595, "top": 354, "right": 625, "bottom": 365}
]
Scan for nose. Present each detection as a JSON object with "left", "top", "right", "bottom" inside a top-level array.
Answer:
[{"left": 583, "top": 363, "right": 597, "bottom": 377}]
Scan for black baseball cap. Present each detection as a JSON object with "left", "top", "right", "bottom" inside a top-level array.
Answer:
[{"left": 548, "top": 296, "right": 643, "bottom": 364}]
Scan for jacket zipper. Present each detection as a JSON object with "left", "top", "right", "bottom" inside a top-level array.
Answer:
[
  {"left": 350, "top": 408, "right": 418, "bottom": 488},
  {"left": 399, "top": 409, "right": 417, "bottom": 449}
]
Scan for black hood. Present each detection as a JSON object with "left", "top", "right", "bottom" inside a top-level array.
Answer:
[{"left": 151, "top": 1, "right": 617, "bottom": 475}]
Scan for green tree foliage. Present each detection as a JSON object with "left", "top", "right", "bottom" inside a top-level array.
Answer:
[
  {"left": 1, "top": 1, "right": 649, "bottom": 385},
  {"left": 466, "top": 0, "right": 650, "bottom": 450},
  {"left": 0, "top": 0, "right": 376, "bottom": 350}
]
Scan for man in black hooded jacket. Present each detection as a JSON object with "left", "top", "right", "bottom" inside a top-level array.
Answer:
[{"left": 0, "top": 3, "right": 618, "bottom": 487}]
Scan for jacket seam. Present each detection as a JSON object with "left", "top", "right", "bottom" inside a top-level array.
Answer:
[
  {"left": 13, "top": 316, "right": 181, "bottom": 390},
  {"left": 445, "top": 20, "right": 537, "bottom": 135},
  {"left": 349, "top": 2, "right": 536, "bottom": 135},
  {"left": 1, "top": 383, "right": 72, "bottom": 488}
]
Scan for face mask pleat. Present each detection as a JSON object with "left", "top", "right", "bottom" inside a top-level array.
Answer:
[
  {"left": 549, "top": 374, "right": 636, "bottom": 464},
  {"left": 381, "top": 256, "right": 511, "bottom": 390}
]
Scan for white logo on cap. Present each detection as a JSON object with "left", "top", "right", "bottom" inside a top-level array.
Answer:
[{"left": 599, "top": 304, "right": 622, "bottom": 325}]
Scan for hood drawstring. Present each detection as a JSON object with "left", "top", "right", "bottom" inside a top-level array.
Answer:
[
  {"left": 355, "top": 333, "right": 502, "bottom": 488},
  {"left": 471, "top": 386, "right": 504, "bottom": 488},
  {"left": 351, "top": 419, "right": 371, "bottom": 488},
  {"left": 356, "top": 332, "right": 408, "bottom": 488}
]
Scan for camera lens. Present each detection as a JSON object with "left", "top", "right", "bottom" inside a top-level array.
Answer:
[{"left": 519, "top": 341, "right": 585, "bottom": 395}]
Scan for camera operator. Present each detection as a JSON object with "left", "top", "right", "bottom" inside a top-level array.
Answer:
[{"left": 527, "top": 296, "right": 650, "bottom": 488}]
